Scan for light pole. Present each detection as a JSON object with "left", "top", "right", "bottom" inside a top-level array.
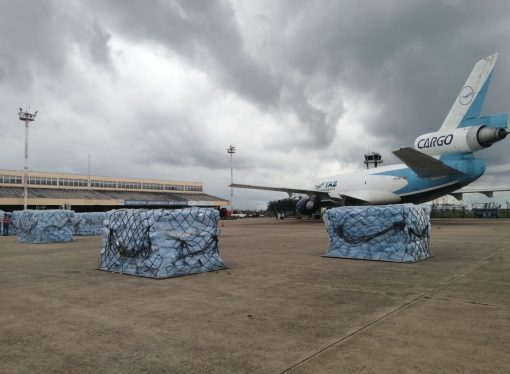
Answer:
[
  {"left": 227, "top": 145, "right": 236, "bottom": 208},
  {"left": 88, "top": 153, "right": 91, "bottom": 188},
  {"left": 18, "top": 107, "right": 37, "bottom": 210}
]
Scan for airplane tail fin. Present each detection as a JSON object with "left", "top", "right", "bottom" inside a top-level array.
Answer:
[{"left": 439, "top": 53, "right": 498, "bottom": 131}]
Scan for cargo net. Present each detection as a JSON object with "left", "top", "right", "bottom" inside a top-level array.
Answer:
[
  {"left": 323, "top": 204, "right": 431, "bottom": 262},
  {"left": 17, "top": 209, "right": 76, "bottom": 243},
  {"left": 99, "top": 208, "right": 225, "bottom": 278},
  {"left": 73, "top": 212, "right": 106, "bottom": 236}
]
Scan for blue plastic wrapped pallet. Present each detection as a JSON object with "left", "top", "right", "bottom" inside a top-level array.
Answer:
[
  {"left": 99, "top": 208, "right": 225, "bottom": 278},
  {"left": 17, "top": 210, "right": 75, "bottom": 243},
  {"left": 323, "top": 204, "right": 431, "bottom": 262},
  {"left": 73, "top": 212, "right": 106, "bottom": 236},
  {"left": 7, "top": 211, "right": 20, "bottom": 236}
]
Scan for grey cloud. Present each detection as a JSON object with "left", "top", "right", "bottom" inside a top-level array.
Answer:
[
  {"left": 0, "top": 0, "right": 112, "bottom": 88},
  {"left": 258, "top": 0, "right": 510, "bottom": 164},
  {"left": 1, "top": 0, "right": 509, "bottom": 208},
  {"left": 81, "top": 21, "right": 112, "bottom": 67},
  {"left": 90, "top": 0, "right": 276, "bottom": 102},
  {"left": 126, "top": 111, "right": 229, "bottom": 170},
  {"left": 90, "top": 0, "right": 336, "bottom": 148},
  {"left": 90, "top": 0, "right": 278, "bottom": 105},
  {"left": 0, "top": 0, "right": 60, "bottom": 86}
]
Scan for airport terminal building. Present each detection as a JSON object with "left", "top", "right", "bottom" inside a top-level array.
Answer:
[{"left": 0, "top": 169, "right": 229, "bottom": 212}]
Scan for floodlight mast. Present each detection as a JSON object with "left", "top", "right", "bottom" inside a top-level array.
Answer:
[
  {"left": 88, "top": 153, "right": 91, "bottom": 188},
  {"left": 227, "top": 145, "right": 236, "bottom": 208},
  {"left": 18, "top": 107, "right": 37, "bottom": 210}
]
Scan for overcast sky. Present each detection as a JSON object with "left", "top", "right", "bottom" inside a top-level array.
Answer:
[{"left": 1, "top": 0, "right": 509, "bottom": 209}]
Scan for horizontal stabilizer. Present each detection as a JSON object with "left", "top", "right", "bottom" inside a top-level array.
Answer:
[
  {"left": 393, "top": 147, "right": 464, "bottom": 178},
  {"left": 450, "top": 187, "right": 510, "bottom": 200}
]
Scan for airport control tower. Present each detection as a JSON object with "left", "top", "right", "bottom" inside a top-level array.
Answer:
[{"left": 364, "top": 152, "right": 383, "bottom": 169}]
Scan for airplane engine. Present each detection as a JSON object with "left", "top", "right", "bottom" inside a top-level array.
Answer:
[
  {"left": 296, "top": 197, "right": 320, "bottom": 215},
  {"left": 414, "top": 125, "right": 508, "bottom": 156}
]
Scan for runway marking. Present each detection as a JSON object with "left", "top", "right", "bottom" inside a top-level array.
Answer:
[{"left": 278, "top": 247, "right": 506, "bottom": 373}]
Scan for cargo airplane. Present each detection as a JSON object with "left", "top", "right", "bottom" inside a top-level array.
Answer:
[{"left": 231, "top": 54, "right": 509, "bottom": 215}]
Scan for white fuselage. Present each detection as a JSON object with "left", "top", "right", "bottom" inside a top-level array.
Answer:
[
  {"left": 311, "top": 164, "right": 408, "bottom": 203},
  {"left": 309, "top": 158, "right": 484, "bottom": 205}
]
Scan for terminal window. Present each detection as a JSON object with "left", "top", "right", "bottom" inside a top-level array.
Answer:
[
  {"left": 142, "top": 183, "right": 164, "bottom": 190},
  {"left": 0, "top": 175, "right": 22, "bottom": 184},
  {"left": 28, "top": 177, "right": 58, "bottom": 186},
  {"left": 91, "top": 180, "right": 117, "bottom": 188},
  {"left": 59, "top": 178, "right": 88, "bottom": 187},
  {"left": 118, "top": 181, "right": 142, "bottom": 189}
]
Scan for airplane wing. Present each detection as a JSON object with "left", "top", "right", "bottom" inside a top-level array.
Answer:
[
  {"left": 393, "top": 147, "right": 465, "bottom": 178},
  {"left": 230, "top": 183, "right": 348, "bottom": 202},
  {"left": 229, "top": 183, "right": 404, "bottom": 205},
  {"left": 449, "top": 187, "right": 510, "bottom": 200},
  {"left": 229, "top": 183, "right": 316, "bottom": 196}
]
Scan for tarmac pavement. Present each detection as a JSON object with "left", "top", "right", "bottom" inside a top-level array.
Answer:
[{"left": 0, "top": 218, "right": 509, "bottom": 373}]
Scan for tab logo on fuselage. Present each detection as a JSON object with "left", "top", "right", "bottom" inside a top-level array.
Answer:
[
  {"left": 315, "top": 180, "right": 337, "bottom": 190},
  {"left": 417, "top": 134, "right": 454, "bottom": 149}
]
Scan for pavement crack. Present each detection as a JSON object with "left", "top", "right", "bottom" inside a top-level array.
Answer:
[
  {"left": 423, "top": 296, "right": 501, "bottom": 308},
  {"left": 278, "top": 249, "right": 505, "bottom": 374}
]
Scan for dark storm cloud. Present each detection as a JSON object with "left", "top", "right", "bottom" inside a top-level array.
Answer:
[
  {"left": 89, "top": 0, "right": 334, "bottom": 148},
  {"left": 0, "top": 1, "right": 59, "bottom": 86},
  {"left": 90, "top": 0, "right": 278, "bottom": 104},
  {"left": 266, "top": 0, "right": 510, "bottom": 149},
  {"left": 87, "top": 0, "right": 510, "bottom": 162},
  {"left": 1, "top": 0, "right": 509, "bottom": 207},
  {"left": 0, "top": 0, "right": 113, "bottom": 88}
]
